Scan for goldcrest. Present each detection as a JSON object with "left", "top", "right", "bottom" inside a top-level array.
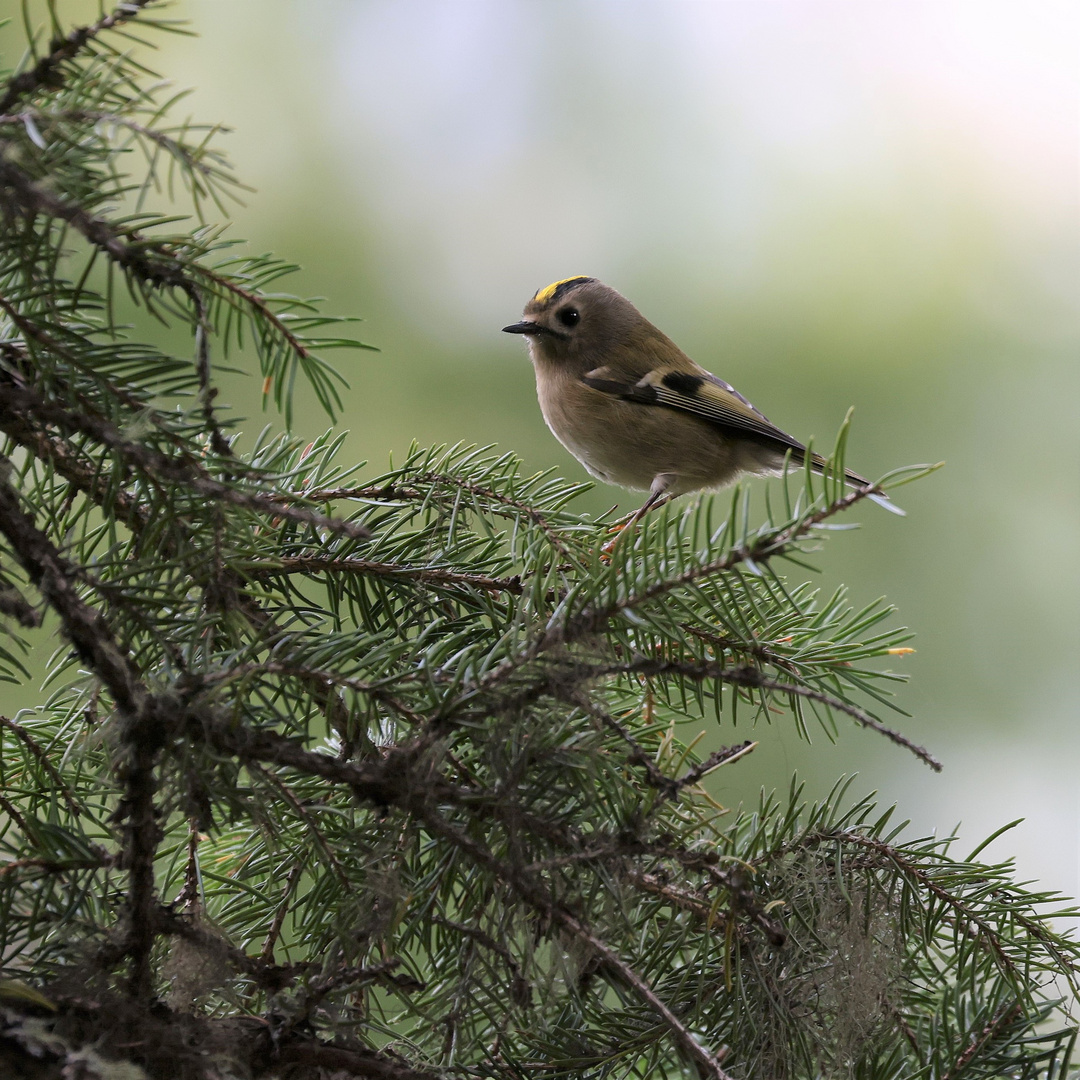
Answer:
[{"left": 503, "top": 276, "right": 887, "bottom": 525}]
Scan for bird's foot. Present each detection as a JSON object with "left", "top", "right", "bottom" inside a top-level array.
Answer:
[{"left": 599, "top": 522, "right": 627, "bottom": 562}]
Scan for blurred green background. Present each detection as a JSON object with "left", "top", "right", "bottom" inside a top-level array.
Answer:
[{"left": 3, "top": 2, "right": 1078, "bottom": 897}]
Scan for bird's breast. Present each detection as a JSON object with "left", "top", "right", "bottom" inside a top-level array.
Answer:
[{"left": 533, "top": 365, "right": 743, "bottom": 494}]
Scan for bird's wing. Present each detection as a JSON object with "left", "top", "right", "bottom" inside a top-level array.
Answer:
[
  {"left": 581, "top": 362, "right": 894, "bottom": 505},
  {"left": 581, "top": 364, "right": 808, "bottom": 455}
]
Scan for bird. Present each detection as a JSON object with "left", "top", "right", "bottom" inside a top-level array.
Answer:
[{"left": 502, "top": 275, "right": 892, "bottom": 534}]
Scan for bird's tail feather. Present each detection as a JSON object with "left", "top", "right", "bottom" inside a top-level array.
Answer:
[{"left": 804, "top": 452, "right": 904, "bottom": 515}]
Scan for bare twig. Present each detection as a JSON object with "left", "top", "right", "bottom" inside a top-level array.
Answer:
[{"left": 666, "top": 740, "right": 757, "bottom": 797}]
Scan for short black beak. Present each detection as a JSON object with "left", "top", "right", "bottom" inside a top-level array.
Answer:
[{"left": 502, "top": 320, "right": 543, "bottom": 336}]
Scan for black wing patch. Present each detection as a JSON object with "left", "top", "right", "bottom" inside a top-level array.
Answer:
[
  {"left": 582, "top": 366, "right": 807, "bottom": 454},
  {"left": 661, "top": 371, "right": 704, "bottom": 396}
]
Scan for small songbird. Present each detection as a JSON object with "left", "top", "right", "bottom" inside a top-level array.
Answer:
[{"left": 503, "top": 276, "right": 887, "bottom": 528}]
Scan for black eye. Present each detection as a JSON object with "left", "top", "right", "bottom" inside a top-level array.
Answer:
[{"left": 557, "top": 307, "right": 580, "bottom": 328}]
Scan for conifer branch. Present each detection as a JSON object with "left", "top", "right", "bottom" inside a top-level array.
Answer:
[
  {"left": 566, "top": 691, "right": 678, "bottom": 794},
  {"left": 551, "top": 484, "right": 886, "bottom": 651},
  {"left": 940, "top": 1002, "right": 1023, "bottom": 1080},
  {"left": 610, "top": 658, "right": 942, "bottom": 770},
  {"left": 0, "top": 465, "right": 163, "bottom": 996},
  {"left": 0, "top": 382, "right": 371, "bottom": 541},
  {"left": 412, "top": 803, "right": 737, "bottom": 1080},
  {"left": 0, "top": 714, "right": 83, "bottom": 818},
  {"left": 0, "top": 8, "right": 1071, "bottom": 1075},
  {"left": 247, "top": 555, "right": 523, "bottom": 595},
  {"left": 664, "top": 739, "right": 757, "bottom": 796},
  {"left": 795, "top": 830, "right": 1079, "bottom": 987},
  {"left": 0, "top": 465, "right": 148, "bottom": 717},
  {"left": 307, "top": 476, "right": 577, "bottom": 558},
  {"left": 0, "top": 108, "right": 234, "bottom": 189},
  {"left": 0, "top": 578, "right": 39, "bottom": 627},
  {"left": 0, "top": 0, "right": 161, "bottom": 116}
]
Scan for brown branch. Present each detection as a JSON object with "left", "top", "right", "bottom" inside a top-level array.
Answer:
[
  {"left": 184, "top": 703, "right": 739, "bottom": 1073},
  {"left": 0, "top": 791, "right": 32, "bottom": 836},
  {"left": 0, "top": 404, "right": 382, "bottom": 749},
  {"left": 666, "top": 739, "right": 757, "bottom": 797},
  {"left": 247, "top": 760, "right": 351, "bottom": 888},
  {"left": 431, "top": 913, "right": 527, "bottom": 988},
  {"left": 162, "top": 909, "right": 414, "bottom": 1002},
  {"left": 940, "top": 1001, "right": 1023, "bottom": 1080},
  {"left": 567, "top": 691, "right": 676, "bottom": 795},
  {"left": 607, "top": 659, "right": 941, "bottom": 771},
  {"left": 303, "top": 957, "right": 418, "bottom": 1002},
  {"left": 192, "top": 699, "right": 785, "bottom": 1048},
  {"left": 0, "top": 579, "right": 40, "bottom": 627},
  {"left": 189, "top": 286, "right": 231, "bottom": 457},
  {"left": 188, "top": 710, "right": 416, "bottom": 809},
  {"left": 0, "top": 369, "right": 146, "bottom": 535},
  {"left": 174, "top": 820, "right": 202, "bottom": 915},
  {"left": 0, "top": 152, "right": 316, "bottom": 367},
  {"left": 0, "top": 154, "right": 186, "bottom": 287},
  {"left": 684, "top": 622, "right": 801, "bottom": 675},
  {"left": 411, "top": 803, "right": 736, "bottom": 1080},
  {"left": 0, "top": 302, "right": 219, "bottom": 464},
  {"left": 0, "top": 464, "right": 148, "bottom": 717},
  {"left": 623, "top": 850, "right": 786, "bottom": 946},
  {"left": 271, "top": 1037, "right": 440, "bottom": 1080},
  {"left": 0, "top": 714, "right": 84, "bottom": 818},
  {"left": 0, "top": 855, "right": 111, "bottom": 877},
  {"left": 189, "top": 261, "right": 314, "bottom": 361},
  {"left": 261, "top": 862, "right": 303, "bottom": 962},
  {"left": 0, "top": 0, "right": 160, "bottom": 116},
  {"left": 0, "top": 465, "right": 165, "bottom": 996},
  {"left": 200, "top": 661, "right": 424, "bottom": 727}
]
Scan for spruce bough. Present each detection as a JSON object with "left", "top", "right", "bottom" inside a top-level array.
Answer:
[{"left": 0, "top": 4, "right": 1075, "bottom": 1078}]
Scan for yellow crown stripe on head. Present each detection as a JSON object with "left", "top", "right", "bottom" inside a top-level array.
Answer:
[{"left": 534, "top": 275, "right": 591, "bottom": 305}]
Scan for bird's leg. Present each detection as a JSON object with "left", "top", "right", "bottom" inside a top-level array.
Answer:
[{"left": 601, "top": 475, "right": 675, "bottom": 557}]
